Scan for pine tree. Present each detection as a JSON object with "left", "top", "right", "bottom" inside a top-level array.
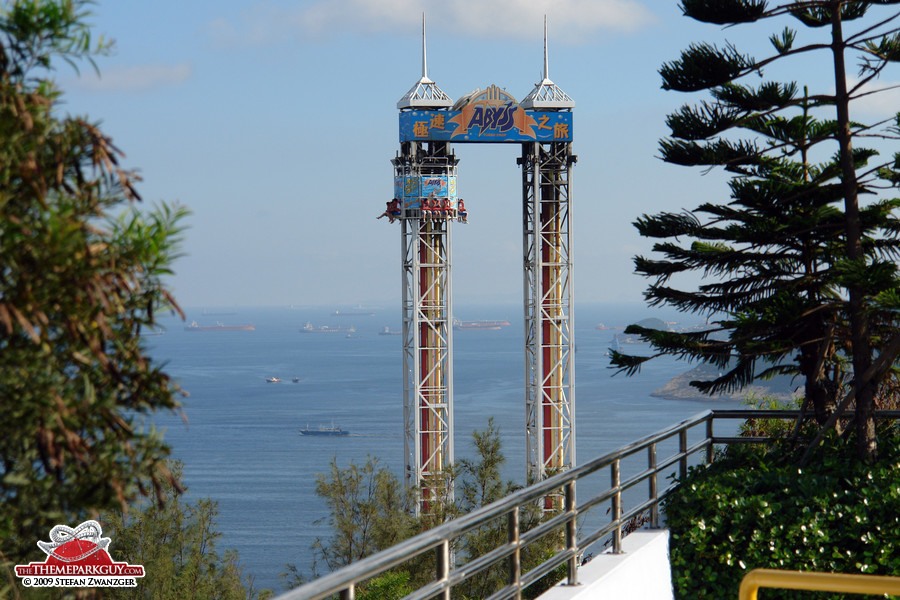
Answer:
[{"left": 612, "top": 0, "right": 900, "bottom": 461}]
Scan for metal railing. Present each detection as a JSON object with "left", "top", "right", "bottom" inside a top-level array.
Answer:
[
  {"left": 739, "top": 568, "right": 900, "bottom": 599},
  {"left": 276, "top": 409, "right": 899, "bottom": 600}
]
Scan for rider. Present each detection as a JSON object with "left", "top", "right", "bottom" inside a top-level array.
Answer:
[
  {"left": 457, "top": 198, "right": 468, "bottom": 223},
  {"left": 376, "top": 198, "right": 402, "bottom": 223}
]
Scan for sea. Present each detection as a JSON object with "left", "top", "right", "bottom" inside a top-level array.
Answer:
[{"left": 144, "top": 302, "right": 743, "bottom": 593}]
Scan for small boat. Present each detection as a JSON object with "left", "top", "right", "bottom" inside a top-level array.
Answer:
[
  {"left": 266, "top": 377, "right": 281, "bottom": 383},
  {"left": 292, "top": 377, "right": 301, "bottom": 383},
  {"left": 378, "top": 326, "right": 401, "bottom": 336},
  {"left": 299, "top": 424, "right": 349, "bottom": 436}
]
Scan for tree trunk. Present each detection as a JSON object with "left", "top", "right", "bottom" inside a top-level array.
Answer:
[
  {"left": 831, "top": 3, "right": 877, "bottom": 461},
  {"left": 800, "top": 343, "right": 836, "bottom": 425}
]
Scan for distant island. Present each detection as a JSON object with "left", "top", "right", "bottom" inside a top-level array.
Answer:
[
  {"left": 652, "top": 363, "right": 801, "bottom": 402},
  {"left": 617, "top": 317, "right": 799, "bottom": 401},
  {"left": 634, "top": 317, "right": 670, "bottom": 331}
]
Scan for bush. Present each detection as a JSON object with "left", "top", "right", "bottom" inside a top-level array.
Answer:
[{"left": 664, "top": 425, "right": 900, "bottom": 599}]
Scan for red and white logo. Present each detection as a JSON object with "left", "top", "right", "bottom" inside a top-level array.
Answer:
[{"left": 15, "top": 520, "right": 144, "bottom": 588}]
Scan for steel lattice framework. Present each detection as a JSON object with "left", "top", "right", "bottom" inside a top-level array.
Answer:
[
  {"left": 521, "top": 141, "right": 576, "bottom": 485},
  {"left": 391, "top": 17, "right": 575, "bottom": 510},
  {"left": 395, "top": 141, "right": 458, "bottom": 509}
]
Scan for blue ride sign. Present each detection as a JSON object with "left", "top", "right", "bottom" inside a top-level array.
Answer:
[{"left": 399, "top": 86, "right": 572, "bottom": 144}]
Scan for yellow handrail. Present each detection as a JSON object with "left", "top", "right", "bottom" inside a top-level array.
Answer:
[{"left": 739, "top": 568, "right": 900, "bottom": 600}]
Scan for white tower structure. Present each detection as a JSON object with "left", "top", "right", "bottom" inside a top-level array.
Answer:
[
  {"left": 395, "top": 15, "right": 457, "bottom": 512},
  {"left": 520, "top": 17, "right": 576, "bottom": 492},
  {"left": 520, "top": 17, "right": 575, "bottom": 110},
  {"left": 397, "top": 14, "right": 453, "bottom": 110},
  {"left": 390, "top": 16, "right": 575, "bottom": 511}
]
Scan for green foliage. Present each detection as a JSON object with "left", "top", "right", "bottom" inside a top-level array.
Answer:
[
  {"left": 308, "top": 456, "right": 418, "bottom": 577},
  {"left": 357, "top": 572, "right": 413, "bottom": 600},
  {"left": 681, "top": 0, "right": 766, "bottom": 25},
  {"left": 737, "top": 395, "right": 806, "bottom": 439},
  {"left": 665, "top": 426, "right": 900, "bottom": 599},
  {"left": 100, "top": 463, "right": 271, "bottom": 600},
  {"left": 449, "top": 419, "right": 525, "bottom": 599},
  {"left": 455, "top": 418, "right": 519, "bottom": 511},
  {"left": 295, "top": 420, "right": 569, "bottom": 599},
  {"left": 660, "top": 42, "right": 756, "bottom": 92},
  {"left": 1, "top": 464, "right": 270, "bottom": 600},
  {"left": 614, "top": 1, "right": 900, "bottom": 460},
  {"left": 0, "top": 0, "right": 191, "bottom": 592}
]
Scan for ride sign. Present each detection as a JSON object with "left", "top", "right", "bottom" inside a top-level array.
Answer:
[{"left": 399, "top": 85, "right": 572, "bottom": 143}]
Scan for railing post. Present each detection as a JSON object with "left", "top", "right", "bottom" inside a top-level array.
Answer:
[
  {"left": 508, "top": 507, "right": 522, "bottom": 598},
  {"left": 436, "top": 539, "right": 450, "bottom": 600},
  {"left": 679, "top": 428, "right": 688, "bottom": 478},
  {"left": 706, "top": 416, "right": 715, "bottom": 465},
  {"left": 339, "top": 586, "right": 355, "bottom": 600},
  {"left": 565, "top": 480, "right": 578, "bottom": 585},
  {"left": 611, "top": 458, "right": 622, "bottom": 553},
  {"left": 648, "top": 442, "right": 659, "bottom": 528}
]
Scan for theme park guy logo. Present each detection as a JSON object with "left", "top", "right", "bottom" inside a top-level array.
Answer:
[{"left": 15, "top": 520, "right": 144, "bottom": 589}]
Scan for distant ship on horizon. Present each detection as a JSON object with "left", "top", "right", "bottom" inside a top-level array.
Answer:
[
  {"left": 185, "top": 320, "right": 255, "bottom": 331},
  {"left": 300, "top": 321, "right": 356, "bottom": 333},
  {"left": 299, "top": 424, "right": 349, "bottom": 437},
  {"left": 453, "top": 319, "right": 510, "bottom": 330}
]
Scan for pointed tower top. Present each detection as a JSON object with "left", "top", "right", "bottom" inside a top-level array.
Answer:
[
  {"left": 520, "top": 16, "right": 574, "bottom": 110},
  {"left": 543, "top": 15, "right": 550, "bottom": 82},
  {"left": 397, "top": 13, "right": 453, "bottom": 110},
  {"left": 420, "top": 13, "right": 431, "bottom": 83}
]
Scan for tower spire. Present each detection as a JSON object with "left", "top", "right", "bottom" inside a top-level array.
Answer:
[
  {"left": 421, "top": 13, "right": 430, "bottom": 83},
  {"left": 543, "top": 15, "right": 549, "bottom": 82},
  {"left": 397, "top": 13, "right": 453, "bottom": 109},
  {"left": 521, "top": 15, "right": 574, "bottom": 110}
]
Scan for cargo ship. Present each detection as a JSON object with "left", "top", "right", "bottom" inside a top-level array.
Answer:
[
  {"left": 185, "top": 320, "right": 255, "bottom": 331},
  {"left": 301, "top": 322, "right": 356, "bottom": 333},
  {"left": 299, "top": 424, "right": 349, "bottom": 436},
  {"left": 452, "top": 319, "right": 510, "bottom": 330}
]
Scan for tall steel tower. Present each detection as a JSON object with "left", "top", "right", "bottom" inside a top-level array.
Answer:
[
  {"left": 394, "top": 16, "right": 458, "bottom": 509},
  {"left": 390, "top": 17, "right": 574, "bottom": 506},
  {"left": 519, "top": 18, "right": 576, "bottom": 485}
]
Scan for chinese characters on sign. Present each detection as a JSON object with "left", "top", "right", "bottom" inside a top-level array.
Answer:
[{"left": 400, "top": 108, "right": 572, "bottom": 143}]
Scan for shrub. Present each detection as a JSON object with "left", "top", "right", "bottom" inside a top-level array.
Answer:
[{"left": 665, "top": 425, "right": 900, "bottom": 599}]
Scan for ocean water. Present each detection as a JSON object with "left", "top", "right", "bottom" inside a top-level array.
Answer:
[{"left": 145, "top": 303, "right": 741, "bottom": 593}]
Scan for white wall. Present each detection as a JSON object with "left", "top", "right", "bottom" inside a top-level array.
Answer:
[{"left": 538, "top": 530, "right": 674, "bottom": 600}]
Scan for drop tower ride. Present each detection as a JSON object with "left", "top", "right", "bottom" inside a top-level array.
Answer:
[{"left": 390, "top": 18, "right": 575, "bottom": 506}]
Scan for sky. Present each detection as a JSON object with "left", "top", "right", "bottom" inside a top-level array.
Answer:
[{"left": 55, "top": 0, "right": 900, "bottom": 309}]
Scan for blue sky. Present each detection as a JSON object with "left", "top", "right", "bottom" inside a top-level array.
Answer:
[{"left": 57, "top": 0, "right": 900, "bottom": 308}]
